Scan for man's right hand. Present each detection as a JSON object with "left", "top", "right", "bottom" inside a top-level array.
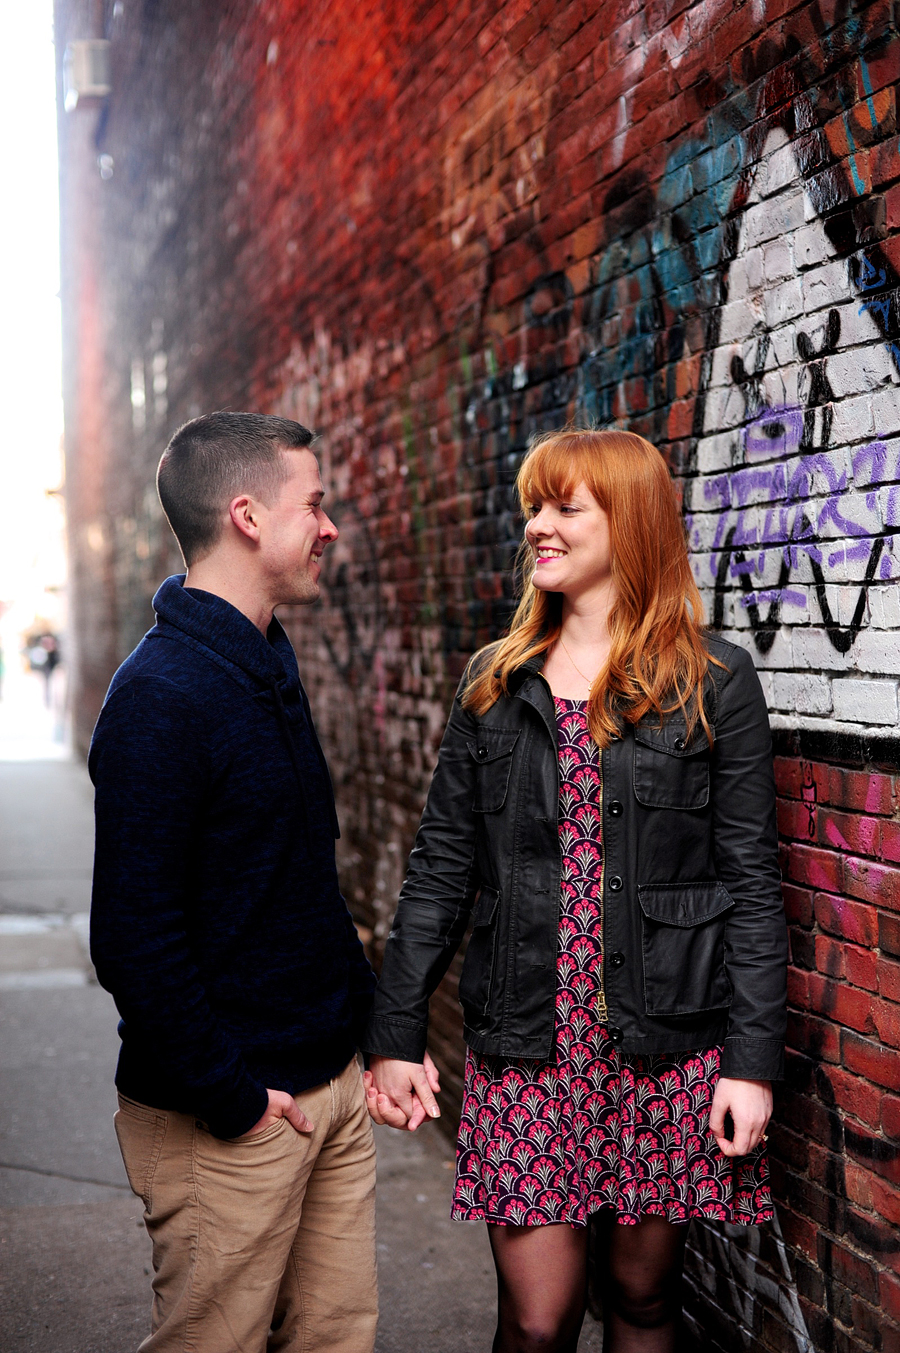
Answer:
[
  {"left": 364, "top": 1053, "right": 441, "bottom": 1131},
  {"left": 240, "top": 1088, "right": 313, "bottom": 1137}
]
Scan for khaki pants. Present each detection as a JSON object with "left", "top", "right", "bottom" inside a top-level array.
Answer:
[{"left": 114, "top": 1057, "right": 377, "bottom": 1353}]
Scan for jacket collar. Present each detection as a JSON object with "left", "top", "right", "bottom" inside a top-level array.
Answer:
[
  {"left": 508, "top": 651, "right": 558, "bottom": 745},
  {"left": 507, "top": 650, "right": 547, "bottom": 695},
  {"left": 151, "top": 574, "right": 300, "bottom": 698}
]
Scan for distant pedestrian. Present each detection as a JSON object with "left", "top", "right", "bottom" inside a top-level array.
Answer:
[
  {"left": 90, "top": 412, "right": 377, "bottom": 1353},
  {"left": 364, "top": 429, "right": 787, "bottom": 1352},
  {"left": 27, "top": 631, "right": 61, "bottom": 705}
]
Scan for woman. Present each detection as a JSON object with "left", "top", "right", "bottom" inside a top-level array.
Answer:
[{"left": 364, "top": 428, "right": 787, "bottom": 1352}]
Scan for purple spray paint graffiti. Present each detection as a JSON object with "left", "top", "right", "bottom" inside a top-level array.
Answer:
[{"left": 684, "top": 128, "right": 900, "bottom": 730}]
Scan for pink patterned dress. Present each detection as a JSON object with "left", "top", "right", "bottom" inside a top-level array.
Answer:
[{"left": 451, "top": 698, "right": 772, "bottom": 1228}]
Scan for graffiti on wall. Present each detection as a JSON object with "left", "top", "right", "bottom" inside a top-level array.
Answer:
[
  {"left": 689, "top": 1211, "right": 814, "bottom": 1353},
  {"left": 686, "top": 124, "right": 900, "bottom": 729},
  {"left": 568, "top": 33, "right": 900, "bottom": 736}
]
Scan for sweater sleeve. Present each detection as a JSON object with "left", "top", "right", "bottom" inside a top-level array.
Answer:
[{"left": 89, "top": 677, "right": 269, "bottom": 1138}]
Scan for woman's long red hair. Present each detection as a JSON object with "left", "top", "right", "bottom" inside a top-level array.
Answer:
[{"left": 462, "top": 429, "right": 718, "bottom": 747}]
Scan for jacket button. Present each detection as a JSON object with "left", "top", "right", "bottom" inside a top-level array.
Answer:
[
  {"left": 608, "top": 800, "right": 623, "bottom": 816},
  {"left": 608, "top": 875, "right": 623, "bottom": 891},
  {"left": 673, "top": 737, "right": 686, "bottom": 751},
  {"left": 477, "top": 746, "right": 488, "bottom": 759},
  {"left": 609, "top": 951, "right": 625, "bottom": 969},
  {"left": 608, "top": 1026, "right": 624, "bottom": 1044}
]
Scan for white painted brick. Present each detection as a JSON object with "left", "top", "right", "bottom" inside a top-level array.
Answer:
[
  {"left": 828, "top": 349, "right": 891, "bottom": 401},
  {"left": 870, "top": 385, "right": 900, "bottom": 438},
  {"left": 728, "top": 248, "right": 764, "bottom": 297},
  {"left": 772, "top": 671, "right": 833, "bottom": 714},
  {"left": 779, "top": 586, "right": 811, "bottom": 618},
  {"left": 764, "top": 276, "right": 804, "bottom": 327},
  {"left": 719, "top": 295, "right": 765, "bottom": 346},
  {"left": 768, "top": 324, "right": 797, "bottom": 371},
  {"left": 867, "top": 584, "right": 900, "bottom": 628},
  {"left": 691, "top": 512, "right": 731, "bottom": 555},
  {"left": 793, "top": 222, "right": 832, "bottom": 270},
  {"left": 832, "top": 677, "right": 899, "bottom": 725},
  {"left": 841, "top": 584, "right": 869, "bottom": 627},
  {"left": 853, "top": 628, "right": 900, "bottom": 675},
  {"left": 759, "top": 135, "right": 799, "bottom": 199},
  {"left": 791, "top": 627, "right": 852, "bottom": 671},
  {"left": 815, "top": 540, "right": 875, "bottom": 584},
  {"left": 742, "top": 202, "right": 772, "bottom": 249},
  {"left": 779, "top": 549, "right": 816, "bottom": 584},
  {"left": 859, "top": 436, "right": 900, "bottom": 483},
  {"left": 831, "top": 393, "right": 876, "bottom": 442},
  {"left": 691, "top": 553, "right": 722, "bottom": 589},
  {"left": 734, "top": 585, "right": 808, "bottom": 628},
  {"left": 697, "top": 405, "right": 741, "bottom": 455},
  {"left": 739, "top": 628, "right": 794, "bottom": 669},
  {"left": 726, "top": 505, "right": 767, "bottom": 549},
  {"left": 818, "top": 581, "right": 870, "bottom": 628},
  {"left": 762, "top": 238, "right": 793, "bottom": 283},
  {"left": 837, "top": 350, "right": 883, "bottom": 405},
  {"left": 878, "top": 486, "right": 900, "bottom": 532},
  {"left": 802, "top": 259, "right": 849, "bottom": 313},
  {"left": 785, "top": 447, "right": 851, "bottom": 498},
  {"left": 764, "top": 190, "right": 806, "bottom": 243},
  {"left": 838, "top": 298, "right": 885, "bottom": 347},
  {"left": 694, "top": 491, "right": 737, "bottom": 525},
  {"left": 814, "top": 491, "right": 881, "bottom": 539}
]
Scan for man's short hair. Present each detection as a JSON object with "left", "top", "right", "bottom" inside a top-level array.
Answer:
[{"left": 157, "top": 411, "right": 314, "bottom": 565}]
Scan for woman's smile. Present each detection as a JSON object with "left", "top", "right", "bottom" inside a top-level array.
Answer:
[{"left": 525, "top": 483, "right": 613, "bottom": 601}]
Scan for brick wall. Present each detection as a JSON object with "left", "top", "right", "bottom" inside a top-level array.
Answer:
[{"left": 56, "top": 0, "right": 900, "bottom": 1347}]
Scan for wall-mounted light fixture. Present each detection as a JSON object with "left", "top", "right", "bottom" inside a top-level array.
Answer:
[{"left": 63, "top": 40, "right": 111, "bottom": 112}]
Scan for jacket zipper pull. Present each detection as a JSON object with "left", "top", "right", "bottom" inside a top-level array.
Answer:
[{"left": 596, "top": 989, "right": 608, "bottom": 1022}]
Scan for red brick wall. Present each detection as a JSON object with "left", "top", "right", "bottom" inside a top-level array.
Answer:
[{"left": 56, "top": 1, "right": 900, "bottom": 1347}]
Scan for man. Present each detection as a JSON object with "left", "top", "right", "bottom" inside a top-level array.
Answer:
[{"left": 89, "top": 412, "right": 377, "bottom": 1353}]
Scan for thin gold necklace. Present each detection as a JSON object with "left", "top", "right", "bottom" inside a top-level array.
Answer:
[{"left": 558, "top": 635, "right": 596, "bottom": 688}]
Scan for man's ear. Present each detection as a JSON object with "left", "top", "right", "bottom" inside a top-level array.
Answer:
[{"left": 229, "top": 494, "right": 261, "bottom": 543}]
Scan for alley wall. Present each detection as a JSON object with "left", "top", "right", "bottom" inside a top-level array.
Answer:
[{"left": 55, "top": 1, "right": 900, "bottom": 1348}]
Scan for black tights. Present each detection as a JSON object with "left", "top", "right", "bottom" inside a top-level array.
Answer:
[
  {"left": 593, "top": 1212, "right": 689, "bottom": 1353},
  {"left": 488, "top": 1214, "right": 688, "bottom": 1353}
]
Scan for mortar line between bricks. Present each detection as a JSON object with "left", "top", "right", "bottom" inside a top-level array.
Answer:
[{"left": 0, "top": 1161, "right": 131, "bottom": 1191}]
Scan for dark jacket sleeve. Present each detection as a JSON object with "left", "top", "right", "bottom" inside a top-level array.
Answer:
[
  {"left": 710, "top": 646, "right": 789, "bottom": 1080},
  {"left": 89, "top": 677, "right": 269, "bottom": 1138},
  {"left": 363, "top": 690, "right": 481, "bottom": 1062}
]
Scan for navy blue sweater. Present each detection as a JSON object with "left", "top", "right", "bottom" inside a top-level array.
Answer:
[{"left": 89, "top": 575, "right": 375, "bottom": 1138}]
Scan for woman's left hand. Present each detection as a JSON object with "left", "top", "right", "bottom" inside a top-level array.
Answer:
[{"left": 709, "top": 1077, "right": 772, "bottom": 1157}]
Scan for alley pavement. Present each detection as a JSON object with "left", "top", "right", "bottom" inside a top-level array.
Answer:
[{"left": 0, "top": 672, "right": 602, "bottom": 1352}]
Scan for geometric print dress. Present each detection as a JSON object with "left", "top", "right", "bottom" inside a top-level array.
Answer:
[{"left": 452, "top": 698, "right": 773, "bottom": 1228}]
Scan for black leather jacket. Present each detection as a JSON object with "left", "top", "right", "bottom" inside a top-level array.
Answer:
[{"left": 365, "top": 634, "right": 787, "bottom": 1082}]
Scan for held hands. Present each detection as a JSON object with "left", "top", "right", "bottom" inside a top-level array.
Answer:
[
  {"left": 709, "top": 1077, "right": 772, "bottom": 1157},
  {"left": 241, "top": 1087, "right": 314, "bottom": 1137},
  {"left": 364, "top": 1052, "right": 442, "bottom": 1131}
]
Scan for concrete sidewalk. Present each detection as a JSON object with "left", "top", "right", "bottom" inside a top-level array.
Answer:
[{"left": 0, "top": 750, "right": 602, "bottom": 1351}]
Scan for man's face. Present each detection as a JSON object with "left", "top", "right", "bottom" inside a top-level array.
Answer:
[{"left": 257, "top": 449, "right": 338, "bottom": 606}]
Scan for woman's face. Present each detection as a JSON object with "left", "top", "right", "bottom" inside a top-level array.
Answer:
[{"left": 524, "top": 481, "right": 613, "bottom": 602}]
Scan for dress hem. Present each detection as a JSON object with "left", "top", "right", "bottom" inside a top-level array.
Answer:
[{"left": 450, "top": 1202, "right": 775, "bottom": 1229}]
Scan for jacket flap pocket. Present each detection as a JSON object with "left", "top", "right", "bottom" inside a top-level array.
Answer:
[
  {"left": 633, "top": 718, "right": 709, "bottom": 757},
  {"left": 466, "top": 729, "right": 521, "bottom": 764},
  {"left": 472, "top": 886, "right": 500, "bottom": 927},
  {"left": 637, "top": 881, "right": 733, "bottom": 927}
]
